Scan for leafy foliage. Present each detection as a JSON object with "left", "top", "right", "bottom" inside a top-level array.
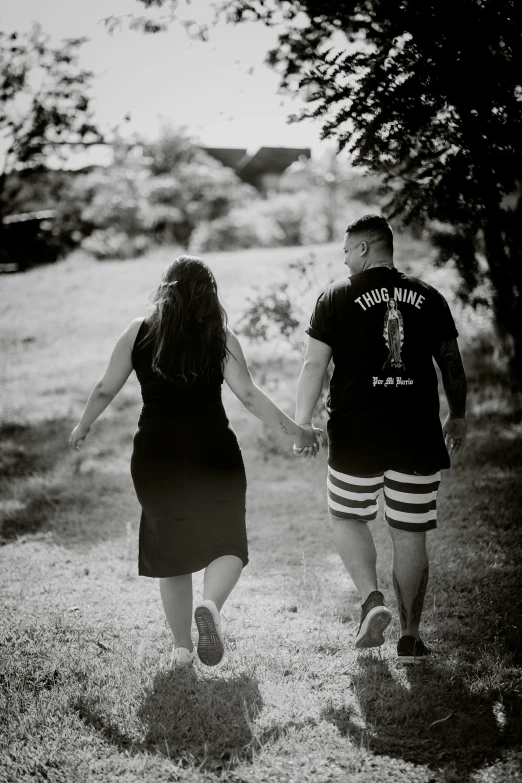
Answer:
[
  {"left": 142, "top": 126, "right": 258, "bottom": 246},
  {"left": 190, "top": 204, "right": 284, "bottom": 252},
  {"left": 190, "top": 192, "right": 324, "bottom": 252},
  {"left": 0, "top": 23, "right": 102, "bottom": 189},
  {"left": 279, "top": 152, "right": 382, "bottom": 241},
  {"left": 0, "top": 23, "right": 103, "bottom": 267},
  {"left": 236, "top": 252, "right": 336, "bottom": 353},
  {"left": 76, "top": 127, "right": 258, "bottom": 258},
  {"left": 190, "top": 166, "right": 379, "bottom": 253}
]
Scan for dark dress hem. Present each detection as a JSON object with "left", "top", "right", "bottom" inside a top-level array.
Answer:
[{"left": 139, "top": 547, "right": 249, "bottom": 578}]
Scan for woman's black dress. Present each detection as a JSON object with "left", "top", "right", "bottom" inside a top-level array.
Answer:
[{"left": 130, "top": 320, "right": 248, "bottom": 577}]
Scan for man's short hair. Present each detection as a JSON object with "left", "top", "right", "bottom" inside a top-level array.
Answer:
[{"left": 345, "top": 214, "right": 393, "bottom": 253}]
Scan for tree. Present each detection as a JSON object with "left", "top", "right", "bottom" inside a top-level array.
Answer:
[
  {"left": 142, "top": 125, "right": 258, "bottom": 246},
  {"left": 0, "top": 22, "right": 103, "bottom": 262},
  {"left": 130, "top": 0, "right": 522, "bottom": 383},
  {"left": 280, "top": 150, "right": 382, "bottom": 241},
  {"left": 75, "top": 126, "right": 258, "bottom": 257}
]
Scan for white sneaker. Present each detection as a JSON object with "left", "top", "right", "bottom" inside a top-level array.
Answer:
[
  {"left": 170, "top": 646, "right": 196, "bottom": 668},
  {"left": 194, "top": 599, "right": 224, "bottom": 666}
]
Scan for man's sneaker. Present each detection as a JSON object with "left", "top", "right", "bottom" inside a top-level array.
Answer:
[
  {"left": 194, "top": 599, "right": 224, "bottom": 666},
  {"left": 354, "top": 590, "right": 392, "bottom": 649},
  {"left": 397, "top": 635, "right": 432, "bottom": 665},
  {"left": 170, "top": 646, "right": 196, "bottom": 668}
]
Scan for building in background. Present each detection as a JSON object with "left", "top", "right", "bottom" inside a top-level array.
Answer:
[{"left": 203, "top": 146, "right": 311, "bottom": 193}]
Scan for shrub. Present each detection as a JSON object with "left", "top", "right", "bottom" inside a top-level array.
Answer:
[
  {"left": 76, "top": 129, "right": 259, "bottom": 257},
  {"left": 190, "top": 192, "right": 332, "bottom": 252},
  {"left": 81, "top": 229, "right": 152, "bottom": 260},
  {"left": 189, "top": 205, "right": 283, "bottom": 252},
  {"left": 237, "top": 252, "right": 337, "bottom": 355}
]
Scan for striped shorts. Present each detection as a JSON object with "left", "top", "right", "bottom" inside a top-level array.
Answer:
[{"left": 327, "top": 466, "right": 441, "bottom": 532}]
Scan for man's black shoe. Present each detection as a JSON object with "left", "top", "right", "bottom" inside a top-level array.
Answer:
[
  {"left": 397, "top": 635, "right": 432, "bottom": 665},
  {"left": 354, "top": 590, "right": 392, "bottom": 649}
]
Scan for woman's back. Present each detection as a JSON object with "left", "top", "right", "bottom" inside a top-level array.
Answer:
[{"left": 132, "top": 319, "right": 224, "bottom": 416}]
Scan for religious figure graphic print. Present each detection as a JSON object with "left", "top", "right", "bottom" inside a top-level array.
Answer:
[{"left": 382, "top": 298, "right": 405, "bottom": 372}]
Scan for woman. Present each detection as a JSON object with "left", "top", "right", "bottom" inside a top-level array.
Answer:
[{"left": 70, "top": 255, "right": 321, "bottom": 669}]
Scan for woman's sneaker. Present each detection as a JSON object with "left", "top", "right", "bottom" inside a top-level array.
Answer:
[
  {"left": 194, "top": 599, "right": 224, "bottom": 666},
  {"left": 355, "top": 591, "right": 392, "bottom": 649},
  {"left": 397, "top": 635, "right": 432, "bottom": 665},
  {"left": 170, "top": 646, "right": 196, "bottom": 668}
]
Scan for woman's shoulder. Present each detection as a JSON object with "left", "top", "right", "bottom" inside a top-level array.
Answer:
[
  {"left": 126, "top": 317, "right": 148, "bottom": 349},
  {"left": 225, "top": 326, "right": 240, "bottom": 347},
  {"left": 132, "top": 316, "right": 147, "bottom": 327},
  {"left": 129, "top": 316, "right": 147, "bottom": 334}
]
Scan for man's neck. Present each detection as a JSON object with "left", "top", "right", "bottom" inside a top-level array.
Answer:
[{"left": 366, "top": 259, "right": 395, "bottom": 270}]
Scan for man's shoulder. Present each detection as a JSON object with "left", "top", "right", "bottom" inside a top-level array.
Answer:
[
  {"left": 319, "top": 276, "right": 353, "bottom": 299},
  {"left": 395, "top": 270, "right": 446, "bottom": 300}
]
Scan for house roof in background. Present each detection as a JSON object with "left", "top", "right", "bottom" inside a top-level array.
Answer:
[
  {"left": 236, "top": 147, "right": 311, "bottom": 178},
  {"left": 202, "top": 146, "right": 312, "bottom": 186},
  {"left": 203, "top": 148, "right": 248, "bottom": 169}
]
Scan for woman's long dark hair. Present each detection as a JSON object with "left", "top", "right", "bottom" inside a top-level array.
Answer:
[{"left": 144, "top": 255, "right": 228, "bottom": 383}]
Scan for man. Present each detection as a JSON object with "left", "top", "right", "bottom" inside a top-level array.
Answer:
[{"left": 294, "top": 214, "right": 467, "bottom": 665}]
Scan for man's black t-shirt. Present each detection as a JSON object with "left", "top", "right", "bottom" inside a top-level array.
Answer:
[{"left": 306, "top": 267, "right": 458, "bottom": 474}]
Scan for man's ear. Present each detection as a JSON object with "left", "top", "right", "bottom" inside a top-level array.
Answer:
[{"left": 360, "top": 240, "right": 369, "bottom": 255}]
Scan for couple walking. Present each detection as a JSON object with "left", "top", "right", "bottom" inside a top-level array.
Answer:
[{"left": 70, "top": 214, "right": 467, "bottom": 669}]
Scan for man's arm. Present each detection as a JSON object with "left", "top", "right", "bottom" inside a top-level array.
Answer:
[
  {"left": 432, "top": 338, "right": 467, "bottom": 454},
  {"left": 295, "top": 336, "right": 333, "bottom": 426}
]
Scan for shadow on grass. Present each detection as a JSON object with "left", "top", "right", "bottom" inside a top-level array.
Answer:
[
  {"left": 0, "top": 419, "right": 70, "bottom": 478},
  {"left": 75, "top": 668, "right": 262, "bottom": 773},
  {"left": 436, "top": 425, "right": 522, "bottom": 665},
  {"left": 324, "top": 423, "right": 522, "bottom": 779},
  {"left": 323, "top": 655, "right": 522, "bottom": 781},
  {"left": 0, "top": 415, "right": 137, "bottom": 545},
  {"left": 0, "top": 417, "right": 76, "bottom": 542}
]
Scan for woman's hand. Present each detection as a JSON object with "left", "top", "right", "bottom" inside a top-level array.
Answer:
[
  {"left": 69, "top": 424, "right": 90, "bottom": 451},
  {"left": 293, "top": 424, "right": 323, "bottom": 459}
]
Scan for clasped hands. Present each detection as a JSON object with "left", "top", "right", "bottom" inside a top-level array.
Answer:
[{"left": 293, "top": 423, "right": 323, "bottom": 459}]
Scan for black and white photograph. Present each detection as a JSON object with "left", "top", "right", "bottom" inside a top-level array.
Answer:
[{"left": 1, "top": 1, "right": 521, "bottom": 781}]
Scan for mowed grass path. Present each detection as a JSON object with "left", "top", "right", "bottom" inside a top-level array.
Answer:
[{"left": 1, "top": 243, "right": 521, "bottom": 783}]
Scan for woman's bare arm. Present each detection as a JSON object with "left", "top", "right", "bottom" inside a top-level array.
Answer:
[
  {"left": 69, "top": 318, "right": 143, "bottom": 450},
  {"left": 223, "top": 329, "right": 321, "bottom": 452}
]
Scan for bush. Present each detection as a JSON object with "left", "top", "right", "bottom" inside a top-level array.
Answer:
[
  {"left": 190, "top": 180, "right": 385, "bottom": 254},
  {"left": 236, "top": 252, "right": 337, "bottom": 354},
  {"left": 189, "top": 205, "right": 283, "bottom": 252},
  {"left": 80, "top": 229, "right": 153, "bottom": 260},
  {"left": 279, "top": 152, "right": 384, "bottom": 240},
  {"left": 265, "top": 192, "right": 330, "bottom": 246},
  {"left": 190, "top": 192, "right": 331, "bottom": 252},
  {"left": 141, "top": 127, "right": 258, "bottom": 245},
  {"left": 75, "top": 129, "right": 258, "bottom": 257}
]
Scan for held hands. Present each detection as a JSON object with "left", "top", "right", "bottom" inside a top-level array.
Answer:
[
  {"left": 293, "top": 424, "right": 323, "bottom": 459},
  {"left": 443, "top": 414, "right": 466, "bottom": 455},
  {"left": 69, "top": 423, "right": 90, "bottom": 452}
]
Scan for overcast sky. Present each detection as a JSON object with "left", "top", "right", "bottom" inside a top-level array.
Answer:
[{"left": 2, "top": 0, "right": 330, "bottom": 161}]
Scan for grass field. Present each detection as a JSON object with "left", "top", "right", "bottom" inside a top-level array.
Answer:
[{"left": 1, "top": 240, "right": 522, "bottom": 783}]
